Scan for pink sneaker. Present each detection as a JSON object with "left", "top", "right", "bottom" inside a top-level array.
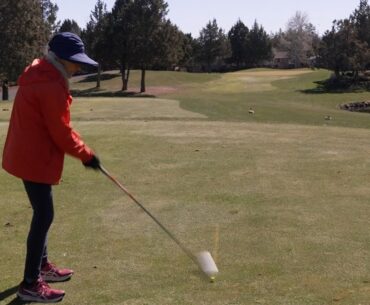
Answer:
[
  {"left": 17, "top": 278, "right": 65, "bottom": 303},
  {"left": 41, "top": 261, "right": 74, "bottom": 282}
]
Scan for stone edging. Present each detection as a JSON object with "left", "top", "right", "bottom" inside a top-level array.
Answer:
[{"left": 340, "top": 101, "right": 370, "bottom": 112}]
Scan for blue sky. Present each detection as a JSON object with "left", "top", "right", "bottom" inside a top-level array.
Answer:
[{"left": 54, "top": 0, "right": 362, "bottom": 36}]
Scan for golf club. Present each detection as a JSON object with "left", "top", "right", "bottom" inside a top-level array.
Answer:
[{"left": 98, "top": 164, "right": 219, "bottom": 280}]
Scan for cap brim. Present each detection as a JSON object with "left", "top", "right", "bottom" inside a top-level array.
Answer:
[{"left": 68, "top": 53, "right": 99, "bottom": 67}]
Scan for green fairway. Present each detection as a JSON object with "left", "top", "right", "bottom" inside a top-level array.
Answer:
[{"left": 1, "top": 69, "right": 370, "bottom": 305}]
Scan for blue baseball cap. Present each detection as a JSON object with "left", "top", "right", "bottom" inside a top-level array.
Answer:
[{"left": 48, "top": 32, "right": 98, "bottom": 67}]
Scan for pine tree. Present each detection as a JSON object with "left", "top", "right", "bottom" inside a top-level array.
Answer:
[
  {"left": 41, "top": 0, "right": 60, "bottom": 36},
  {"left": 350, "top": 0, "right": 370, "bottom": 46},
  {"left": 228, "top": 20, "right": 249, "bottom": 68},
  {"left": 153, "top": 20, "right": 184, "bottom": 70},
  {"left": 107, "top": 0, "right": 169, "bottom": 91},
  {"left": 82, "top": 0, "right": 108, "bottom": 60},
  {"left": 129, "top": 0, "right": 169, "bottom": 92},
  {"left": 178, "top": 33, "right": 195, "bottom": 68},
  {"left": 318, "top": 0, "right": 370, "bottom": 83},
  {"left": 198, "top": 19, "right": 229, "bottom": 72},
  {"left": 319, "top": 18, "right": 370, "bottom": 81},
  {"left": 0, "top": 0, "right": 49, "bottom": 81},
  {"left": 246, "top": 21, "right": 272, "bottom": 67},
  {"left": 59, "top": 19, "right": 82, "bottom": 36},
  {"left": 110, "top": 0, "right": 134, "bottom": 90}
]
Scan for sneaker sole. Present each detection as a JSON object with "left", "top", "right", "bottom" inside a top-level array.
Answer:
[{"left": 17, "top": 291, "right": 65, "bottom": 303}]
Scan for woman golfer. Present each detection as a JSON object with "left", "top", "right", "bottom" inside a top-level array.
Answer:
[{"left": 2, "top": 32, "right": 100, "bottom": 303}]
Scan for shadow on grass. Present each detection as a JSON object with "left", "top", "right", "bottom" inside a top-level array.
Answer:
[
  {"left": 0, "top": 285, "right": 29, "bottom": 304},
  {"left": 300, "top": 79, "right": 370, "bottom": 94},
  {"left": 77, "top": 72, "right": 120, "bottom": 83},
  {"left": 0, "top": 285, "right": 18, "bottom": 301},
  {"left": 5, "top": 298, "right": 30, "bottom": 305},
  {"left": 71, "top": 87, "right": 155, "bottom": 98}
]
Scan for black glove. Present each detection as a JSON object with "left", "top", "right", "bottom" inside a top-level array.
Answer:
[{"left": 83, "top": 155, "right": 101, "bottom": 170}]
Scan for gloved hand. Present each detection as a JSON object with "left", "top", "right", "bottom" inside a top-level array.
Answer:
[{"left": 83, "top": 155, "right": 101, "bottom": 170}]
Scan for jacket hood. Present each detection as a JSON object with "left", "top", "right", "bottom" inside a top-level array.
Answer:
[{"left": 18, "top": 58, "right": 65, "bottom": 87}]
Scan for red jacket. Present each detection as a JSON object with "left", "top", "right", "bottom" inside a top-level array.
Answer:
[{"left": 2, "top": 58, "right": 94, "bottom": 184}]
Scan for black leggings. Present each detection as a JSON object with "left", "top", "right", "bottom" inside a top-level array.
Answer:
[{"left": 23, "top": 180, "right": 54, "bottom": 282}]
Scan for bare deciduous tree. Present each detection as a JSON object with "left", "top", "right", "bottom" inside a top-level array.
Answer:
[{"left": 280, "top": 11, "right": 319, "bottom": 68}]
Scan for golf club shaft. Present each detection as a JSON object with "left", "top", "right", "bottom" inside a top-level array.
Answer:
[{"left": 98, "top": 165, "right": 198, "bottom": 265}]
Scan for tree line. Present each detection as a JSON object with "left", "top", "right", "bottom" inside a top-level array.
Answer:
[
  {"left": 318, "top": 0, "right": 370, "bottom": 88},
  {"left": 0, "top": 0, "right": 369, "bottom": 92}
]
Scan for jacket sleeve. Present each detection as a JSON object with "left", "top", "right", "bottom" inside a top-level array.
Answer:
[{"left": 39, "top": 81, "right": 94, "bottom": 163}]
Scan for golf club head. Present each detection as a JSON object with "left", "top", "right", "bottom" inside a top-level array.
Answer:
[{"left": 196, "top": 251, "right": 219, "bottom": 278}]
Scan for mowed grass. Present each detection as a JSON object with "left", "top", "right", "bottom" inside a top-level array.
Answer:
[
  {"left": 69, "top": 69, "right": 370, "bottom": 128},
  {"left": 1, "top": 69, "right": 370, "bottom": 305}
]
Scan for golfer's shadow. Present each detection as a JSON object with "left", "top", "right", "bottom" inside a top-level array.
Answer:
[{"left": 0, "top": 285, "right": 29, "bottom": 305}]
